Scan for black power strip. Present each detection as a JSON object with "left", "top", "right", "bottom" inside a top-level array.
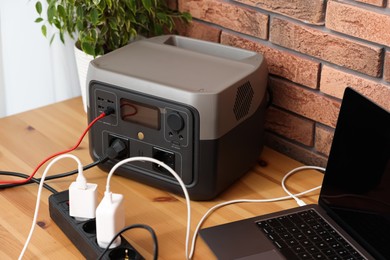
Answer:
[{"left": 49, "top": 190, "right": 143, "bottom": 260}]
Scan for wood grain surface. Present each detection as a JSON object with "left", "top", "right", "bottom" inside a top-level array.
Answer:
[{"left": 0, "top": 97, "right": 323, "bottom": 259}]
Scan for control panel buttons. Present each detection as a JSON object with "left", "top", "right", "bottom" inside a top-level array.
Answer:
[{"left": 167, "top": 112, "right": 184, "bottom": 132}]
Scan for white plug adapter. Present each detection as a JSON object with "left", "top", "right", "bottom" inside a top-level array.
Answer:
[
  {"left": 69, "top": 181, "right": 98, "bottom": 221},
  {"left": 96, "top": 191, "right": 125, "bottom": 249}
]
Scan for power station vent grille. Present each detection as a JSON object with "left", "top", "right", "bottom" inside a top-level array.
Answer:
[{"left": 233, "top": 81, "right": 254, "bottom": 121}]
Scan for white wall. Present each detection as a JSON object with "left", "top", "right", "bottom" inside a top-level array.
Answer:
[
  {"left": 0, "top": 13, "right": 5, "bottom": 118},
  {"left": 0, "top": 0, "right": 80, "bottom": 117}
]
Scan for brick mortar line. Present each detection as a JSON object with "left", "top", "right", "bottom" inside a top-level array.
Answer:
[{"left": 338, "top": 0, "right": 390, "bottom": 14}]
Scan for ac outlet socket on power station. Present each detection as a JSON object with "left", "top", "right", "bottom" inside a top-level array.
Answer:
[{"left": 49, "top": 190, "right": 143, "bottom": 260}]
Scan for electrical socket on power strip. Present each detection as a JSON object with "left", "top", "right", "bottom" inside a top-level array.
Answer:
[{"left": 49, "top": 190, "right": 143, "bottom": 260}]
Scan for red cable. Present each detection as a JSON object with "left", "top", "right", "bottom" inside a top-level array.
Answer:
[{"left": 0, "top": 112, "right": 107, "bottom": 185}]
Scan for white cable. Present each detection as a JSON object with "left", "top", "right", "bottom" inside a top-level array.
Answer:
[
  {"left": 17, "top": 151, "right": 325, "bottom": 259},
  {"left": 188, "top": 165, "right": 325, "bottom": 259},
  {"left": 105, "top": 156, "right": 192, "bottom": 260},
  {"left": 188, "top": 188, "right": 322, "bottom": 259},
  {"left": 19, "top": 154, "right": 83, "bottom": 260},
  {"left": 281, "top": 165, "right": 325, "bottom": 206}
]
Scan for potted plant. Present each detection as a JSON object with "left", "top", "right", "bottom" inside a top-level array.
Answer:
[
  {"left": 34, "top": 0, "right": 191, "bottom": 57},
  {"left": 34, "top": 0, "right": 191, "bottom": 110}
]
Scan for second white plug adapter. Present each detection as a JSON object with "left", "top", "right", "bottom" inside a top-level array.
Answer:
[
  {"left": 96, "top": 191, "right": 125, "bottom": 249},
  {"left": 69, "top": 182, "right": 98, "bottom": 221}
]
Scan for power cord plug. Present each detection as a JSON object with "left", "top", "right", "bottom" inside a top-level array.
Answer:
[
  {"left": 281, "top": 165, "right": 325, "bottom": 207},
  {"left": 68, "top": 138, "right": 129, "bottom": 248},
  {"left": 69, "top": 157, "right": 98, "bottom": 221},
  {"left": 103, "top": 106, "right": 115, "bottom": 116},
  {"left": 103, "top": 156, "right": 192, "bottom": 259},
  {"left": 295, "top": 198, "right": 307, "bottom": 206},
  {"left": 19, "top": 154, "right": 93, "bottom": 259},
  {"left": 96, "top": 191, "right": 125, "bottom": 249},
  {"left": 106, "top": 139, "right": 127, "bottom": 160}
]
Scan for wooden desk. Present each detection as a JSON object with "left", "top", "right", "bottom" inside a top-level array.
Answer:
[{"left": 0, "top": 97, "right": 324, "bottom": 259}]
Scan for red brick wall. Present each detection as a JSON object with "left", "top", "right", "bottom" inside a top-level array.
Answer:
[{"left": 176, "top": 0, "right": 390, "bottom": 167}]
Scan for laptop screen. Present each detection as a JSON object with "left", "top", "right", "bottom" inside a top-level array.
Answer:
[{"left": 319, "top": 87, "right": 390, "bottom": 259}]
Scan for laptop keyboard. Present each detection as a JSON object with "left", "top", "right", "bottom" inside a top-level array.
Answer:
[{"left": 256, "top": 209, "right": 365, "bottom": 260}]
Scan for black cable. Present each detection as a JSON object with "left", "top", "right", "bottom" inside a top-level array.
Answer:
[
  {"left": 0, "top": 138, "right": 125, "bottom": 192},
  {"left": 44, "top": 155, "right": 108, "bottom": 181},
  {"left": 97, "top": 224, "right": 158, "bottom": 260},
  {"left": 0, "top": 171, "right": 58, "bottom": 194},
  {"left": 0, "top": 155, "right": 108, "bottom": 191}
]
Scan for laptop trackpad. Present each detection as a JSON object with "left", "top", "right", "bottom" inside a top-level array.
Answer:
[
  {"left": 200, "top": 218, "right": 284, "bottom": 259},
  {"left": 236, "top": 250, "right": 285, "bottom": 260}
]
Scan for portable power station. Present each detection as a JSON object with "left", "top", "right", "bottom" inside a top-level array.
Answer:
[{"left": 87, "top": 35, "right": 268, "bottom": 200}]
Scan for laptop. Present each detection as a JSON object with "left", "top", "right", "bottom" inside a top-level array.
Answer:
[{"left": 200, "top": 87, "right": 390, "bottom": 260}]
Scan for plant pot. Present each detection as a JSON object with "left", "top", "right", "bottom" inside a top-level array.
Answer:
[
  {"left": 73, "top": 36, "right": 143, "bottom": 112},
  {"left": 74, "top": 46, "right": 97, "bottom": 112}
]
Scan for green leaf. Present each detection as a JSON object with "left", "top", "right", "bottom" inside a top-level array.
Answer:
[
  {"left": 76, "top": 6, "right": 84, "bottom": 17},
  {"left": 90, "top": 8, "right": 99, "bottom": 25},
  {"left": 53, "top": 19, "right": 61, "bottom": 29},
  {"left": 141, "top": 0, "right": 153, "bottom": 13},
  {"left": 96, "top": 0, "right": 106, "bottom": 11},
  {"left": 154, "top": 23, "right": 163, "bottom": 35},
  {"left": 130, "top": 28, "right": 137, "bottom": 37},
  {"left": 106, "top": 0, "right": 113, "bottom": 9},
  {"left": 41, "top": 25, "right": 47, "bottom": 37},
  {"left": 125, "top": 20, "right": 131, "bottom": 31},
  {"left": 95, "top": 45, "right": 104, "bottom": 56},
  {"left": 35, "top": 2, "right": 43, "bottom": 15},
  {"left": 108, "top": 18, "right": 117, "bottom": 30},
  {"left": 32, "top": 0, "right": 192, "bottom": 56},
  {"left": 111, "top": 31, "right": 120, "bottom": 45},
  {"left": 50, "top": 34, "right": 55, "bottom": 45},
  {"left": 91, "top": 28, "right": 98, "bottom": 41},
  {"left": 59, "top": 31, "right": 65, "bottom": 43},
  {"left": 156, "top": 12, "right": 168, "bottom": 22},
  {"left": 81, "top": 42, "right": 95, "bottom": 56},
  {"left": 83, "top": 35, "right": 95, "bottom": 43},
  {"left": 47, "top": 5, "right": 56, "bottom": 24},
  {"left": 100, "top": 24, "right": 108, "bottom": 36},
  {"left": 182, "top": 12, "right": 192, "bottom": 23},
  {"left": 125, "top": 0, "right": 136, "bottom": 14},
  {"left": 76, "top": 20, "right": 84, "bottom": 31},
  {"left": 57, "top": 5, "right": 66, "bottom": 19}
]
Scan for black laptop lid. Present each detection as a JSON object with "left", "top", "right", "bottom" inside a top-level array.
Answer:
[{"left": 318, "top": 87, "right": 390, "bottom": 259}]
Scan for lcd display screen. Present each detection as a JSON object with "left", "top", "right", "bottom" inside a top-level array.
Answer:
[{"left": 120, "top": 98, "right": 160, "bottom": 129}]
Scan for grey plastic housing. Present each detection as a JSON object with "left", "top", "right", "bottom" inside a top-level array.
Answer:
[
  {"left": 87, "top": 35, "right": 267, "bottom": 140},
  {"left": 87, "top": 35, "right": 268, "bottom": 200}
]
